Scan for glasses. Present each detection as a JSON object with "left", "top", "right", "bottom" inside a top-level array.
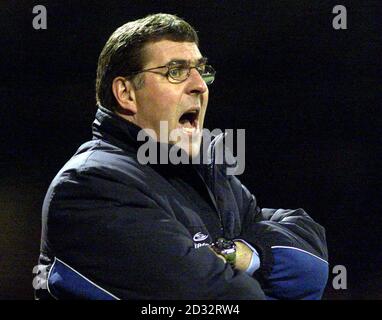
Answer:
[{"left": 129, "top": 61, "right": 216, "bottom": 85}]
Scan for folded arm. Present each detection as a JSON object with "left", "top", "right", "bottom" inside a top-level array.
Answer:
[
  {"left": 39, "top": 167, "right": 266, "bottom": 300},
  {"left": 235, "top": 183, "right": 329, "bottom": 300}
]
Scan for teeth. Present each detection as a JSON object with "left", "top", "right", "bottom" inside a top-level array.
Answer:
[{"left": 183, "top": 127, "right": 195, "bottom": 133}]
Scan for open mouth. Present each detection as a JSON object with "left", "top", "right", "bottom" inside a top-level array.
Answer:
[{"left": 178, "top": 109, "right": 200, "bottom": 134}]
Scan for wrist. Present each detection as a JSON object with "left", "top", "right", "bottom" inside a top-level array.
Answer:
[
  {"left": 234, "top": 241, "right": 252, "bottom": 271},
  {"left": 234, "top": 239, "right": 261, "bottom": 275}
]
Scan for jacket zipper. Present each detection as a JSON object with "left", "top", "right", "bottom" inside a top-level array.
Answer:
[{"left": 194, "top": 138, "right": 225, "bottom": 236}]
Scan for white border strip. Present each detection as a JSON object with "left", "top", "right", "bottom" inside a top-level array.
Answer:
[
  {"left": 46, "top": 259, "right": 58, "bottom": 300},
  {"left": 47, "top": 257, "right": 120, "bottom": 300},
  {"left": 271, "top": 246, "right": 329, "bottom": 264}
]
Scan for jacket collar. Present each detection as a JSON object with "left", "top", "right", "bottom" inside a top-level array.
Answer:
[
  {"left": 92, "top": 105, "right": 143, "bottom": 153},
  {"left": 92, "top": 106, "right": 201, "bottom": 171}
]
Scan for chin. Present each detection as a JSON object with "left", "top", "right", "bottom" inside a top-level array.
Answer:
[
  {"left": 188, "top": 139, "right": 203, "bottom": 159},
  {"left": 187, "top": 143, "right": 201, "bottom": 159},
  {"left": 168, "top": 127, "right": 202, "bottom": 160},
  {"left": 174, "top": 138, "right": 201, "bottom": 161}
]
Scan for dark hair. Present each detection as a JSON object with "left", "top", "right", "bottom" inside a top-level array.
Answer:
[{"left": 96, "top": 13, "right": 199, "bottom": 111}]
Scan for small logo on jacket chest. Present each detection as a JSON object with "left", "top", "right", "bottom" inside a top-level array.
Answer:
[
  {"left": 193, "top": 232, "right": 210, "bottom": 249},
  {"left": 193, "top": 232, "right": 208, "bottom": 242}
]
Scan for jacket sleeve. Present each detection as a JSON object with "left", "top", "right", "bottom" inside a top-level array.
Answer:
[
  {"left": 39, "top": 166, "right": 266, "bottom": 300},
  {"left": 237, "top": 183, "right": 329, "bottom": 300}
]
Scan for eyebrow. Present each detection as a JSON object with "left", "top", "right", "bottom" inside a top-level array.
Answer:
[{"left": 166, "top": 57, "right": 208, "bottom": 66}]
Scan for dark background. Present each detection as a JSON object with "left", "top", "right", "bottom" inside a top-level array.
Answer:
[{"left": 0, "top": 0, "right": 380, "bottom": 299}]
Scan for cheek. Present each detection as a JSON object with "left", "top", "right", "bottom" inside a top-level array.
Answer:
[
  {"left": 140, "top": 87, "right": 173, "bottom": 114},
  {"left": 203, "top": 91, "right": 209, "bottom": 108},
  {"left": 156, "top": 95, "right": 174, "bottom": 113},
  {"left": 153, "top": 90, "right": 182, "bottom": 123},
  {"left": 200, "top": 95, "right": 209, "bottom": 124}
]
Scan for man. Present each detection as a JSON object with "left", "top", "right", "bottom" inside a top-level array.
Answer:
[{"left": 36, "top": 13, "right": 328, "bottom": 300}]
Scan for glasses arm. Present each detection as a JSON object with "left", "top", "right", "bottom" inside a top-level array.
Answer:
[{"left": 130, "top": 65, "right": 168, "bottom": 76}]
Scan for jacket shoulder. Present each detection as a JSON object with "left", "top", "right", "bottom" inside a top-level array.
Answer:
[{"left": 54, "top": 139, "right": 146, "bottom": 183}]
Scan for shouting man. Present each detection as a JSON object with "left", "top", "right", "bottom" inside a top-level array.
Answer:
[{"left": 37, "top": 13, "right": 328, "bottom": 300}]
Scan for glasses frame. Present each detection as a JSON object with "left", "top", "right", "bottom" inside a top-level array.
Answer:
[{"left": 128, "top": 61, "right": 216, "bottom": 85}]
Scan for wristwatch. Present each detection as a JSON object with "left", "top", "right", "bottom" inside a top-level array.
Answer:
[{"left": 210, "top": 238, "right": 236, "bottom": 268}]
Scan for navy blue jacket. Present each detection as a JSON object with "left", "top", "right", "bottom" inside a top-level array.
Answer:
[{"left": 37, "top": 106, "right": 329, "bottom": 300}]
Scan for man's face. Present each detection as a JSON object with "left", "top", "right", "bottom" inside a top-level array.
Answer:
[{"left": 133, "top": 40, "right": 209, "bottom": 158}]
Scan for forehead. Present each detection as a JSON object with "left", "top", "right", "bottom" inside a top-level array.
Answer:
[{"left": 143, "top": 40, "right": 203, "bottom": 67}]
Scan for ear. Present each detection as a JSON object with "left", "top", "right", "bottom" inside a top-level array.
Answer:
[{"left": 112, "top": 76, "right": 137, "bottom": 115}]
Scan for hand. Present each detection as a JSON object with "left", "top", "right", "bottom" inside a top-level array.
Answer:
[
  {"left": 233, "top": 241, "right": 253, "bottom": 272},
  {"left": 208, "top": 246, "right": 227, "bottom": 264}
]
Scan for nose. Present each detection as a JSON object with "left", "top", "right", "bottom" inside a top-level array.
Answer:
[{"left": 185, "top": 67, "right": 208, "bottom": 95}]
